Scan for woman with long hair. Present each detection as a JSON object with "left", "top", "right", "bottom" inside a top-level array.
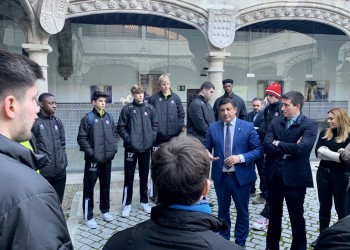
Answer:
[{"left": 312, "top": 108, "right": 350, "bottom": 248}]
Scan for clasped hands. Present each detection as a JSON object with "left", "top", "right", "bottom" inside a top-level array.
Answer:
[{"left": 206, "top": 150, "right": 240, "bottom": 166}]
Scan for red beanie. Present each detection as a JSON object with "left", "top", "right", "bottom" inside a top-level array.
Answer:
[{"left": 265, "top": 82, "right": 281, "bottom": 98}]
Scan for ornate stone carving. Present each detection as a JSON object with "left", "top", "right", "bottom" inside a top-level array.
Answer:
[
  {"left": 333, "top": 15, "right": 339, "bottom": 22},
  {"left": 94, "top": 1, "right": 102, "bottom": 9},
  {"left": 243, "top": 15, "right": 249, "bottom": 22},
  {"left": 130, "top": 1, "right": 137, "bottom": 9},
  {"left": 57, "top": 20, "right": 74, "bottom": 80},
  {"left": 294, "top": 9, "right": 301, "bottom": 16},
  {"left": 275, "top": 9, "right": 282, "bottom": 17},
  {"left": 152, "top": 2, "right": 159, "bottom": 11},
  {"left": 119, "top": 0, "right": 127, "bottom": 9},
  {"left": 40, "top": 0, "right": 69, "bottom": 34},
  {"left": 264, "top": 10, "right": 270, "bottom": 17},
  {"left": 68, "top": 6, "right": 75, "bottom": 13},
  {"left": 284, "top": 8, "right": 292, "bottom": 16},
  {"left": 108, "top": 1, "right": 117, "bottom": 8},
  {"left": 198, "top": 17, "right": 205, "bottom": 26},
  {"left": 81, "top": 3, "right": 88, "bottom": 11},
  {"left": 208, "top": 9, "right": 236, "bottom": 49},
  {"left": 142, "top": 1, "right": 150, "bottom": 9},
  {"left": 342, "top": 19, "right": 349, "bottom": 26},
  {"left": 314, "top": 10, "right": 321, "bottom": 17},
  {"left": 304, "top": 9, "right": 311, "bottom": 17},
  {"left": 187, "top": 12, "right": 194, "bottom": 20},
  {"left": 176, "top": 9, "right": 183, "bottom": 17},
  {"left": 254, "top": 12, "right": 261, "bottom": 19},
  {"left": 324, "top": 12, "right": 330, "bottom": 20},
  {"left": 164, "top": 5, "right": 172, "bottom": 13}
]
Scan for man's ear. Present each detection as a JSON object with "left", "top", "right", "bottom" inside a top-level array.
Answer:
[
  {"left": 3, "top": 95, "right": 16, "bottom": 119},
  {"left": 202, "top": 179, "right": 210, "bottom": 197}
]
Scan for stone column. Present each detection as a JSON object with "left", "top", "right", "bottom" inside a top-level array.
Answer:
[
  {"left": 22, "top": 43, "right": 52, "bottom": 94},
  {"left": 205, "top": 51, "right": 231, "bottom": 105}
]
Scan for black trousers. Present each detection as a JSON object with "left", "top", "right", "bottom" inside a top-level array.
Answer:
[
  {"left": 122, "top": 150, "right": 150, "bottom": 205},
  {"left": 251, "top": 156, "right": 268, "bottom": 199},
  {"left": 45, "top": 171, "right": 66, "bottom": 204},
  {"left": 83, "top": 161, "right": 111, "bottom": 220},
  {"left": 267, "top": 175, "right": 307, "bottom": 250},
  {"left": 317, "top": 167, "right": 349, "bottom": 231},
  {"left": 150, "top": 146, "right": 159, "bottom": 198}
]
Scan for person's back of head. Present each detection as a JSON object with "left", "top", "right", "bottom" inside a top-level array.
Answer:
[{"left": 151, "top": 135, "right": 210, "bottom": 206}]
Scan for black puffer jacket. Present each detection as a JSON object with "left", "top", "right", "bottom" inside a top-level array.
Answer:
[
  {"left": 117, "top": 101, "right": 158, "bottom": 152},
  {"left": 31, "top": 112, "right": 68, "bottom": 177},
  {"left": 77, "top": 109, "right": 118, "bottom": 163},
  {"left": 103, "top": 205, "right": 244, "bottom": 250},
  {"left": 187, "top": 94, "right": 215, "bottom": 142},
  {"left": 148, "top": 90, "right": 185, "bottom": 143},
  {"left": 0, "top": 135, "right": 72, "bottom": 249},
  {"left": 258, "top": 100, "right": 282, "bottom": 141}
]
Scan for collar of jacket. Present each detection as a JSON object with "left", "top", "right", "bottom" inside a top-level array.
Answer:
[
  {"left": 132, "top": 100, "right": 146, "bottom": 107},
  {"left": 150, "top": 205, "right": 228, "bottom": 232},
  {"left": 0, "top": 134, "right": 48, "bottom": 170},
  {"left": 38, "top": 112, "right": 54, "bottom": 119}
]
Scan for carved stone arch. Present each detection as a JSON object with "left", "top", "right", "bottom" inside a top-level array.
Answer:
[
  {"left": 284, "top": 49, "right": 318, "bottom": 76},
  {"left": 235, "top": 3, "right": 350, "bottom": 38},
  {"left": 0, "top": 1, "right": 29, "bottom": 35},
  {"left": 65, "top": 0, "right": 209, "bottom": 43},
  {"left": 250, "top": 61, "right": 277, "bottom": 72},
  {"left": 225, "top": 60, "right": 248, "bottom": 71},
  {"left": 88, "top": 57, "right": 140, "bottom": 72},
  {"left": 149, "top": 58, "right": 196, "bottom": 72}
]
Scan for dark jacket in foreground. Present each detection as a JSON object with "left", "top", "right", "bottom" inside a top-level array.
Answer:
[
  {"left": 315, "top": 215, "right": 350, "bottom": 250},
  {"left": 77, "top": 108, "right": 118, "bottom": 163},
  {"left": 31, "top": 112, "right": 68, "bottom": 177},
  {"left": 187, "top": 94, "right": 215, "bottom": 142},
  {"left": 103, "top": 205, "right": 244, "bottom": 250},
  {"left": 0, "top": 135, "right": 72, "bottom": 249},
  {"left": 148, "top": 90, "right": 185, "bottom": 143},
  {"left": 117, "top": 101, "right": 158, "bottom": 152},
  {"left": 263, "top": 113, "right": 318, "bottom": 187}
]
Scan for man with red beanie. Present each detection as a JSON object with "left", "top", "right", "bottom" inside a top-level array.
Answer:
[{"left": 253, "top": 82, "right": 283, "bottom": 231}]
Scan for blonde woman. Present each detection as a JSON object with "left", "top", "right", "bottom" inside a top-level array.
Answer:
[{"left": 312, "top": 108, "right": 350, "bottom": 248}]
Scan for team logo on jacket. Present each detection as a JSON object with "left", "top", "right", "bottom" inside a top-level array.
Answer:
[
  {"left": 40, "top": 124, "right": 45, "bottom": 129},
  {"left": 94, "top": 118, "right": 99, "bottom": 123},
  {"left": 159, "top": 98, "right": 162, "bottom": 101},
  {"left": 275, "top": 112, "right": 279, "bottom": 117},
  {"left": 133, "top": 110, "right": 136, "bottom": 113},
  {"left": 171, "top": 100, "right": 174, "bottom": 104},
  {"left": 55, "top": 125, "right": 58, "bottom": 130},
  {"left": 106, "top": 120, "right": 110, "bottom": 125},
  {"left": 144, "top": 112, "right": 148, "bottom": 116}
]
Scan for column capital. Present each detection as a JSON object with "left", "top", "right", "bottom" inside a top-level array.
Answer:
[
  {"left": 205, "top": 51, "right": 231, "bottom": 59},
  {"left": 22, "top": 43, "right": 53, "bottom": 54}
]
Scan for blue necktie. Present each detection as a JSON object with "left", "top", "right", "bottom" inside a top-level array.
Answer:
[{"left": 224, "top": 123, "right": 231, "bottom": 170}]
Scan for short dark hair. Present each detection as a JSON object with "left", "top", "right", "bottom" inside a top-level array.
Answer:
[
  {"left": 252, "top": 97, "right": 264, "bottom": 103},
  {"left": 222, "top": 79, "right": 234, "bottom": 85},
  {"left": 151, "top": 136, "right": 210, "bottom": 206},
  {"left": 91, "top": 90, "right": 109, "bottom": 102},
  {"left": 282, "top": 91, "right": 304, "bottom": 110},
  {"left": 219, "top": 97, "right": 236, "bottom": 108},
  {"left": 0, "top": 50, "right": 44, "bottom": 102},
  {"left": 200, "top": 81, "right": 215, "bottom": 91},
  {"left": 38, "top": 93, "right": 54, "bottom": 102}
]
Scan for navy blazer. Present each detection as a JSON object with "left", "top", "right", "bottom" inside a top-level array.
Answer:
[
  {"left": 246, "top": 111, "right": 264, "bottom": 128},
  {"left": 263, "top": 113, "right": 318, "bottom": 188},
  {"left": 204, "top": 119, "right": 262, "bottom": 185}
]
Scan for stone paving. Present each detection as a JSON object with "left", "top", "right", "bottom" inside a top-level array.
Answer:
[{"left": 67, "top": 163, "right": 337, "bottom": 250}]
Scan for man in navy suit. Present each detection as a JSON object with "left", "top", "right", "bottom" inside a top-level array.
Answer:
[
  {"left": 246, "top": 97, "right": 267, "bottom": 202},
  {"left": 204, "top": 98, "right": 262, "bottom": 247},
  {"left": 264, "top": 91, "right": 317, "bottom": 250}
]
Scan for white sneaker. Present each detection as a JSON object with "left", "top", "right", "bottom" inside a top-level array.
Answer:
[
  {"left": 101, "top": 212, "right": 113, "bottom": 222},
  {"left": 85, "top": 218, "right": 98, "bottom": 229},
  {"left": 140, "top": 203, "right": 152, "bottom": 213},
  {"left": 121, "top": 205, "right": 131, "bottom": 217},
  {"left": 252, "top": 217, "right": 269, "bottom": 231}
]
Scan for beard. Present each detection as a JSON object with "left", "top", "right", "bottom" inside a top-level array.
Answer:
[{"left": 12, "top": 116, "right": 33, "bottom": 143}]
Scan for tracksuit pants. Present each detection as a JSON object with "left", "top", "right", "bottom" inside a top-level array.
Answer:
[
  {"left": 122, "top": 149, "right": 150, "bottom": 206},
  {"left": 83, "top": 161, "right": 111, "bottom": 220}
]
